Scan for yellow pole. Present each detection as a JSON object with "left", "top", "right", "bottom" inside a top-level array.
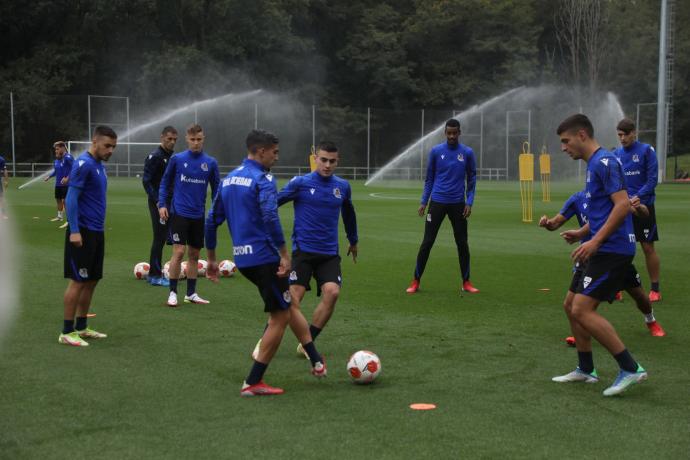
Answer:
[
  {"left": 539, "top": 145, "right": 551, "bottom": 202},
  {"left": 519, "top": 141, "right": 534, "bottom": 223}
]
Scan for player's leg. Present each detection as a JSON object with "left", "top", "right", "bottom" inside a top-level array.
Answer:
[
  {"left": 74, "top": 229, "right": 106, "bottom": 338},
  {"left": 308, "top": 254, "right": 343, "bottom": 342},
  {"left": 641, "top": 241, "right": 661, "bottom": 300},
  {"left": 167, "top": 216, "right": 189, "bottom": 306},
  {"left": 623, "top": 263, "right": 665, "bottom": 336},
  {"left": 184, "top": 240, "right": 209, "bottom": 304},
  {"left": 288, "top": 302, "right": 326, "bottom": 375},
  {"left": 447, "top": 202, "right": 478, "bottom": 292},
  {"left": 407, "top": 201, "right": 447, "bottom": 292},
  {"left": 147, "top": 198, "right": 167, "bottom": 285}
]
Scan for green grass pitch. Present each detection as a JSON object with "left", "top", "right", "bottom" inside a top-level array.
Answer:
[{"left": 1, "top": 178, "right": 688, "bottom": 458}]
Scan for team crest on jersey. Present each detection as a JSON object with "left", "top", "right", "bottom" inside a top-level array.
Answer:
[
  {"left": 148, "top": 154, "right": 153, "bottom": 160},
  {"left": 644, "top": 229, "right": 650, "bottom": 238},
  {"left": 310, "top": 188, "right": 315, "bottom": 195},
  {"left": 184, "top": 162, "right": 188, "bottom": 168},
  {"left": 266, "top": 173, "right": 273, "bottom": 181},
  {"left": 632, "top": 154, "right": 640, "bottom": 162},
  {"left": 78, "top": 160, "right": 85, "bottom": 167},
  {"left": 201, "top": 162, "right": 208, "bottom": 171},
  {"left": 79, "top": 268, "right": 89, "bottom": 278},
  {"left": 583, "top": 203, "right": 588, "bottom": 209},
  {"left": 333, "top": 187, "right": 341, "bottom": 199},
  {"left": 457, "top": 154, "right": 464, "bottom": 162},
  {"left": 600, "top": 158, "right": 609, "bottom": 166},
  {"left": 583, "top": 276, "right": 592, "bottom": 289},
  {"left": 164, "top": 158, "right": 168, "bottom": 163},
  {"left": 441, "top": 154, "right": 445, "bottom": 160}
]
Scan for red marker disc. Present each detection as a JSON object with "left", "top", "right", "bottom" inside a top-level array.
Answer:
[{"left": 410, "top": 403, "right": 436, "bottom": 410}]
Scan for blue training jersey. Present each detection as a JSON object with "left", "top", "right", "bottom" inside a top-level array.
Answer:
[
  {"left": 49, "top": 153, "right": 74, "bottom": 187},
  {"left": 613, "top": 141, "right": 658, "bottom": 205},
  {"left": 584, "top": 148, "right": 635, "bottom": 256},
  {"left": 68, "top": 151, "right": 108, "bottom": 232},
  {"left": 421, "top": 142, "right": 476, "bottom": 205},
  {"left": 158, "top": 150, "right": 220, "bottom": 219},
  {"left": 0, "top": 155, "right": 5, "bottom": 171},
  {"left": 278, "top": 172, "right": 358, "bottom": 255},
  {"left": 559, "top": 190, "right": 590, "bottom": 243},
  {"left": 205, "top": 158, "right": 285, "bottom": 268}
]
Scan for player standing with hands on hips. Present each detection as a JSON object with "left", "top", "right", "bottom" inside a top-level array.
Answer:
[
  {"left": 406, "top": 118, "right": 478, "bottom": 295},
  {"left": 59, "top": 126, "right": 117, "bottom": 347},
  {"left": 158, "top": 124, "right": 219, "bottom": 307},
  {"left": 44, "top": 141, "right": 73, "bottom": 226}
]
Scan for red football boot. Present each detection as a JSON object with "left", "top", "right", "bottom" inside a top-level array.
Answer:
[
  {"left": 614, "top": 291, "right": 623, "bottom": 301},
  {"left": 649, "top": 290, "right": 662, "bottom": 303},
  {"left": 240, "top": 381, "right": 284, "bottom": 396},
  {"left": 406, "top": 279, "right": 420, "bottom": 294},
  {"left": 565, "top": 336, "right": 576, "bottom": 347},
  {"left": 646, "top": 321, "right": 666, "bottom": 337},
  {"left": 462, "top": 280, "right": 480, "bottom": 293}
]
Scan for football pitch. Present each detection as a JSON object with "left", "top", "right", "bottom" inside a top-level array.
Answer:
[{"left": 1, "top": 178, "right": 688, "bottom": 458}]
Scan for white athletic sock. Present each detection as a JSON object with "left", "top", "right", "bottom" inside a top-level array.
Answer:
[
  {"left": 57, "top": 211, "right": 63, "bottom": 218},
  {"left": 644, "top": 311, "right": 656, "bottom": 323}
]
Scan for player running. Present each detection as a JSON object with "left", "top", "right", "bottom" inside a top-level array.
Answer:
[
  {"left": 44, "top": 141, "right": 73, "bottom": 226},
  {"left": 259, "top": 141, "right": 358, "bottom": 359},
  {"left": 59, "top": 126, "right": 117, "bottom": 347},
  {"left": 540, "top": 191, "right": 666, "bottom": 347},
  {"left": 158, "top": 124, "right": 219, "bottom": 307},
  {"left": 205, "top": 129, "right": 326, "bottom": 396},
  {"left": 142, "top": 126, "right": 178, "bottom": 287},
  {"left": 406, "top": 118, "right": 479, "bottom": 294},
  {"left": 551, "top": 114, "right": 648, "bottom": 396},
  {"left": 613, "top": 118, "right": 663, "bottom": 302}
]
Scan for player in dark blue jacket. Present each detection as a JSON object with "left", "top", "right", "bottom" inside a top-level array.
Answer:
[
  {"left": 271, "top": 141, "right": 358, "bottom": 359},
  {"left": 158, "top": 124, "right": 219, "bottom": 307},
  {"left": 60, "top": 126, "right": 117, "bottom": 347},
  {"left": 142, "top": 126, "right": 178, "bottom": 286},
  {"left": 205, "top": 129, "right": 326, "bottom": 396},
  {"left": 613, "top": 118, "right": 662, "bottom": 302},
  {"left": 44, "top": 141, "right": 73, "bottom": 225},
  {"left": 551, "top": 114, "right": 648, "bottom": 396},
  {"left": 0, "top": 154, "right": 7, "bottom": 219},
  {"left": 406, "top": 118, "right": 478, "bottom": 294}
]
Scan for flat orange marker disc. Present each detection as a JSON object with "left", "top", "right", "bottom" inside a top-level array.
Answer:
[
  {"left": 538, "top": 288, "right": 551, "bottom": 291},
  {"left": 86, "top": 313, "right": 97, "bottom": 318},
  {"left": 410, "top": 403, "right": 436, "bottom": 410}
]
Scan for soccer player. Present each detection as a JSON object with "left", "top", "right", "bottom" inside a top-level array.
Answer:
[
  {"left": 205, "top": 129, "right": 326, "bottom": 396},
  {"left": 44, "top": 141, "right": 74, "bottom": 225},
  {"left": 0, "top": 154, "right": 7, "bottom": 219},
  {"left": 551, "top": 114, "right": 647, "bottom": 396},
  {"left": 613, "top": 118, "right": 662, "bottom": 302},
  {"left": 277, "top": 141, "right": 358, "bottom": 358},
  {"left": 158, "top": 124, "right": 219, "bottom": 306},
  {"left": 540, "top": 192, "right": 666, "bottom": 346},
  {"left": 142, "top": 126, "right": 178, "bottom": 287},
  {"left": 58, "top": 126, "right": 117, "bottom": 347},
  {"left": 406, "top": 118, "right": 478, "bottom": 294}
]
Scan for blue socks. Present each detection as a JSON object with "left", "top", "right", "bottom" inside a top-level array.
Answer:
[
  {"left": 309, "top": 324, "right": 322, "bottom": 341},
  {"left": 169, "top": 279, "right": 178, "bottom": 293},
  {"left": 577, "top": 351, "right": 594, "bottom": 374},
  {"left": 614, "top": 349, "right": 638, "bottom": 373},
  {"left": 62, "top": 320, "right": 74, "bottom": 334},
  {"left": 302, "top": 342, "right": 322, "bottom": 366},
  {"left": 246, "top": 361, "right": 268, "bottom": 385},
  {"left": 187, "top": 278, "right": 197, "bottom": 296}
]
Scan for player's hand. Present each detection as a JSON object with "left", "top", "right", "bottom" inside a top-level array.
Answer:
[
  {"left": 69, "top": 232, "right": 82, "bottom": 247},
  {"left": 560, "top": 229, "right": 582, "bottom": 245},
  {"left": 43, "top": 176, "right": 49, "bottom": 182},
  {"left": 206, "top": 260, "right": 219, "bottom": 283},
  {"left": 463, "top": 204, "right": 472, "bottom": 218},
  {"left": 60, "top": 177, "right": 69, "bottom": 185},
  {"left": 159, "top": 207, "right": 169, "bottom": 221},
  {"left": 277, "top": 256, "right": 290, "bottom": 277},
  {"left": 538, "top": 215, "right": 549, "bottom": 227},
  {"left": 571, "top": 239, "right": 599, "bottom": 264},
  {"left": 630, "top": 196, "right": 640, "bottom": 208},
  {"left": 347, "top": 244, "right": 358, "bottom": 263},
  {"left": 418, "top": 205, "right": 426, "bottom": 217}
]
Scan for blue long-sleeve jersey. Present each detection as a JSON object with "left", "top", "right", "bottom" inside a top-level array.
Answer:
[
  {"left": 48, "top": 153, "right": 74, "bottom": 186},
  {"left": 421, "top": 142, "right": 476, "bottom": 205},
  {"left": 584, "top": 149, "right": 635, "bottom": 256},
  {"left": 559, "top": 191, "right": 590, "bottom": 243},
  {"left": 158, "top": 150, "right": 219, "bottom": 219},
  {"left": 278, "top": 172, "right": 358, "bottom": 255},
  {"left": 613, "top": 141, "right": 658, "bottom": 205},
  {"left": 205, "top": 158, "right": 285, "bottom": 269}
]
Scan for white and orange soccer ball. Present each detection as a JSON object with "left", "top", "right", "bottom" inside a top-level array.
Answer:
[
  {"left": 179, "top": 261, "right": 188, "bottom": 280},
  {"left": 347, "top": 350, "right": 381, "bottom": 384},
  {"left": 218, "top": 260, "right": 237, "bottom": 277},
  {"left": 197, "top": 259, "right": 208, "bottom": 277},
  {"left": 163, "top": 261, "right": 186, "bottom": 280},
  {"left": 133, "top": 262, "right": 150, "bottom": 280}
]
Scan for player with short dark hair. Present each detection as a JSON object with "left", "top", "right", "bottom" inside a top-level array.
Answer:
[
  {"left": 540, "top": 191, "right": 665, "bottom": 346},
  {"left": 552, "top": 114, "right": 648, "bottom": 396},
  {"left": 614, "top": 118, "right": 662, "bottom": 302},
  {"left": 159, "top": 124, "right": 219, "bottom": 306},
  {"left": 406, "top": 118, "right": 478, "bottom": 294},
  {"left": 266, "top": 140, "right": 358, "bottom": 359},
  {"left": 0, "top": 154, "right": 8, "bottom": 219},
  {"left": 142, "top": 126, "right": 178, "bottom": 286},
  {"left": 44, "top": 141, "right": 73, "bottom": 226},
  {"left": 59, "top": 126, "right": 117, "bottom": 347},
  {"left": 205, "top": 129, "right": 326, "bottom": 396}
]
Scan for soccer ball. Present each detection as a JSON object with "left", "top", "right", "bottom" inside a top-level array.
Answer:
[
  {"left": 197, "top": 259, "right": 208, "bottom": 277},
  {"left": 347, "top": 350, "right": 381, "bottom": 384},
  {"left": 218, "top": 259, "right": 237, "bottom": 277},
  {"left": 163, "top": 261, "right": 186, "bottom": 280},
  {"left": 133, "top": 262, "right": 150, "bottom": 280},
  {"left": 179, "top": 261, "right": 188, "bottom": 280}
]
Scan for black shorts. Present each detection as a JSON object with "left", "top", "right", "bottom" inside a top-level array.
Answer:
[
  {"left": 64, "top": 227, "right": 105, "bottom": 281},
  {"left": 289, "top": 250, "right": 342, "bottom": 294},
  {"left": 239, "top": 263, "right": 291, "bottom": 312},
  {"left": 169, "top": 214, "right": 204, "bottom": 249},
  {"left": 575, "top": 253, "right": 641, "bottom": 303},
  {"left": 633, "top": 204, "right": 659, "bottom": 242},
  {"left": 569, "top": 262, "right": 584, "bottom": 293},
  {"left": 55, "top": 186, "right": 68, "bottom": 200}
]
